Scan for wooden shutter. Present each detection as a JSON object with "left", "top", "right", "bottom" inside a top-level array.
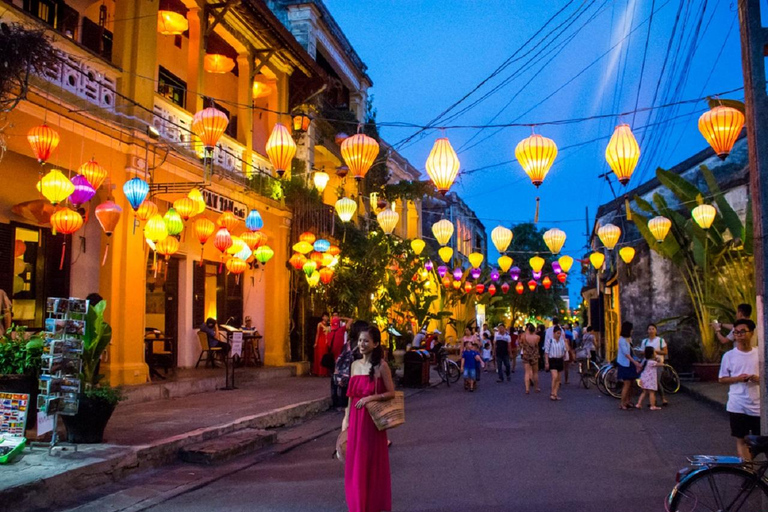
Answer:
[
  {"left": 192, "top": 263, "right": 205, "bottom": 328},
  {"left": 0, "top": 223, "right": 13, "bottom": 297}
]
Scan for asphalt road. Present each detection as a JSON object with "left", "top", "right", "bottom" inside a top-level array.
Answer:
[{"left": 139, "top": 368, "right": 733, "bottom": 512}]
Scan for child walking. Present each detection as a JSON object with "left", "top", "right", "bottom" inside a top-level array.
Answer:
[
  {"left": 461, "top": 342, "right": 485, "bottom": 392},
  {"left": 481, "top": 342, "right": 493, "bottom": 372},
  {"left": 636, "top": 346, "right": 661, "bottom": 410}
]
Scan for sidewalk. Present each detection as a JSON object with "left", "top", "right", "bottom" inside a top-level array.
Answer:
[{"left": 682, "top": 380, "right": 728, "bottom": 412}]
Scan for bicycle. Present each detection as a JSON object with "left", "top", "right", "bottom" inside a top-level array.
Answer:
[
  {"left": 576, "top": 356, "right": 601, "bottom": 389},
  {"left": 435, "top": 348, "right": 460, "bottom": 386},
  {"left": 660, "top": 363, "right": 681, "bottom": 394},
  {"left": 667, "top": 435, "right": 768, "bottom": 511}
]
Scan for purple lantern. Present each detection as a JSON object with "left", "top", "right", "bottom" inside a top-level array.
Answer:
[
  {"left": 509, "top": 266, "right": 521, "bottom": 281},
  {"left": 490, "top": 268, "right": 500, "bottom": 282},
  {"left": 424, "top": 260, "right": 434, "bottom": 272},
  {"left": 552, "top": 261, "right": 562, "bottom": 274},
  {"left": 69, "top": 174, "right": 96, "bottom": 207},
  {"left": 453, "top": 267, "right": 463, "bottom": 281},
  {"left": 533, "top": 271, "right": 542, "bottom": 280},
  {"left": 437, "top": 265, "right": 448, "bottom": 279},
  {"left": 470, "top": 267, "right": 482, "bottom": 280}
]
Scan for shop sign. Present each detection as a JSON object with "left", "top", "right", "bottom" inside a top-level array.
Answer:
[
  {"left": 202, "top": 190, "right": 247, "bottom": 219},
  {"left": 231, "top": 331, "right": 243, "bottom": 358}
]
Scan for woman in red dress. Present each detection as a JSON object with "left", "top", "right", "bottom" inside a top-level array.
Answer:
[
  {"left": 341, "top": 325, "right": 395, "bottom": 512},
  {"left": 312, "top": 312, "right": 331, "bottom": 376}
]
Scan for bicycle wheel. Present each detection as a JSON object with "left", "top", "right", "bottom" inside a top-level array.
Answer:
[
  {"left": 668, "top": 466, "right": 768, "bottom": 511},
  {"left": 603, "top": 367, "right": 622, "bottom": 399},
  {"left": 661, "top": 365, "right": 681, "bottom": 394},
  {"left": 436, "top": 362, "right": 447, "bottom": 383},
  {"left": 589, "top": 360, "right": 601, "bottom": 386},
  {"left": 447, "top": 361, "right": 461, "bottom": 383},
  {"left": 596, "top": 365, "right": 610, "bottom": 396}
]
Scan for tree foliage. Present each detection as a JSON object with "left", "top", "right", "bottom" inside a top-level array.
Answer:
[{"left": 0, "top": 23, "right": 57, "bottom": 112}]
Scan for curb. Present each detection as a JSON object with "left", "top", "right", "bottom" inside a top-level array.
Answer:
[{"left": 680, "top": 384, "right": 728, "bottom": 416}]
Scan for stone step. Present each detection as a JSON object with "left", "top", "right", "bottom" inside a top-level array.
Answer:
[{"left": 178, "top": 428, "right": 278, "bottom": 465}]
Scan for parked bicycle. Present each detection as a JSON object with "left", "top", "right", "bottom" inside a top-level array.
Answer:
[
  {"left": 594, "top": 359, "right": 681, "bottom": 399},
  {"left": 435, "top": 347, "right": 460, "bottom": 386},
  {"left": 576, "top": 357, "right": 601, "bottom": 389},
  {"left": 667, "top": 435, "right": 768, "bottom": 511}
]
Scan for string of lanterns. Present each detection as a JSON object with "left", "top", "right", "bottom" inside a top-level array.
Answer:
[{"left": 288, "top": 231, "right": 340, "bottom": 288}]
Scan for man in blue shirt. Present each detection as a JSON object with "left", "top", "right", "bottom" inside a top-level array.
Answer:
[{"left": 200, "top": 317, "right": 231, "bottom": 354}]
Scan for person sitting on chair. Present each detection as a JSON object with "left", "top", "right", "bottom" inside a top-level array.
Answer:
[{"left": 200, "top": 317, "right": 231, "bottom": 354}]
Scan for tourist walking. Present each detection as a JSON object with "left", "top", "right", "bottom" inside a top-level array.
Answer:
[
  {"left": 718, "top": 319, "right": 760, "bottom": 461},
  {"left": 342, "top": 325, "right": 395, "bottom": 512},
  {"left": 583, "top": 326, "right": 597, "bottom": 362},
  {"left": 544, "top": 326, "right": 567, "bottom": 400},
  {"left": 520, "top": 323, "right": 541, "bottom": 394},
  {"left": 461, "top": 342, "right": 484, "bottom": 391},
  {"left": 509, "top": 327, "right": 519, "bottom": 373},
  {"left": 617, "top": 322, "right": 642, "bottom": 410},
  {"left": 494, "top": 323, "right": 511, "bottom": 382},
  {"left": 636, "top": 346, "right": 661, "bottom": 410},
  {"left": 461, "top": 327, "right": 476, "bottom": 351},
  {"left": 312, "top": 312, "right": 331, "bottom": 377},
  {"left": 640, "top": 323, "right": 669, "bottom": 406}
]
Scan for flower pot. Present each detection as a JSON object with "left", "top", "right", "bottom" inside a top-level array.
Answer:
[
  {"left": 0, "top": 374, "right": 38, "bottom": 431},
  {"left": 692, "top": 362, "right": 721, "bottom": 382},
  {"left": 62, "top": 393, "right": 117, "bottom": 444}
]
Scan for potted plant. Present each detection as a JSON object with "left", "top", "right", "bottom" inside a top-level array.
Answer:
[
  {"left": 62, "top": 300, "right": 124, "bottom": 443},
  {"left": 0, "top": 327, "right": 43, "bottom": 430}
]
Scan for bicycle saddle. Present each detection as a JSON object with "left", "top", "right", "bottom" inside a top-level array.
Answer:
[{"left": 745, "top": 435, "right": 768, "bottom": 456}]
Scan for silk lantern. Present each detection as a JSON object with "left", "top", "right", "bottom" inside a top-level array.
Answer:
[
  {"left": 698, "top": 106, "right": 744, "bottom": 159},
  {"left": 692, "top": 204, "right": 717, "bottom": 229},
  {"left": 28, "top": 124, "right": 60, "bottom": 164},
  {"left": 299, "top": 232, "right": 316, "bottom": 244},
  {"left": 377, "top": 209, "right": 399, "bottom": 234},
  {"left": 464, "top": 281, "right": 472, "bottom": 293},
  {"left": 156, "top": 236, "right": 180, "bottom": 258},
  {"left": 589, "top": 252, "right": 605, "bottom": 270},
  {"left": 468, "top": 252, "right": 484, "bottom": 269},
  {"left": 438, "top": 246, "right": 453, "bottom": 263},
  {"left": 217, "top": 211, "right": 240, "bottom": 232},
  {"left": 341, "top": 133, "right": 379, "bottom": 181},
  {"left": 163, "top": 208, "right": 184, "bottom": 236},
  {"left": 289, "top": 253, "right": 307, "bottom": 270},
  {"left": 490, "top": 269, "right": 500, "bottom": 282},
  {"left": 529, "top": 255, "right": 545, "bottom": 273},
  {"left": 476, "top": 283, "right": 485, "bottom": 294},
  {"left": 68, "top": 174, "right": 96, "bottom": 207},
  {"left": 235, "top": 244, "right": 252, "bottom": 262},
  {"left": 194, "top": 218, "right": 215, "bottom": 265},
  {"left": 515, "top": 133, "right": 557, "bottom": 187},
  {"left": 50, "top": 207, "right": 83, "bottom": 269},
  {"left": 558, "top": 255, "right": 574, "bottom": 274},
  {"left": 328, "top": 245, "right": 341, "bottom": 257},
  {"left": 552, "top": 261, "right": 562, "bottom": 274},
  {"left": 94, "top": 200, "right": 122, "bottom": 265},
  {"left": 491, "top": 226, "right": 513, "bottom": 253},
  {"left": 557, "top": 272, "right": 567, "bottom": 283},
  {"left": 313, "top": 171, "right": 330, "bottom": 193},
  {"left": 245, "top": 209, "right": 264, "bottom": 231},
  {"left": 533, "top": 271, "right": 542, "bottom": 281},
  {"left": 497, "top": 255, "right": 513, "bottom": 273},
  {"left": 432, "top": 219, "right": 454, "bottom": 246},
  {"left": 543, "top": 276, "right": 552, "bottom": 289},
  {"left": 516, "top": 282, "right": 524, "bottom": 294},
  {"left": 321, "top": 253, "right": 335, "bottom": 268},
  {"left": 527, "top": 280, "right": 537, "bottom": 291},
  {"left": 188, "top": 188, "right": 206, "bottom": 215},
  {"left": 213, "top": 227, "right": 233, "bottom": 272},
  {"left": 648, "top": 216, "right": 672, "bottom": 243},
  {"left": 266, "top": 123, "right": 297, "bottom": 177},
  {"left": 309, "top": 251, "right": 324, "bottom": 267},
  {"left": 605, "top": 124, "right": 640, "bottom": 185},
  {"left": 424, "top": 260, "right": 434, "bottom": 272},
  {"left": 453, "top": 267, "right": 463, "bottom": 281},
  {"left": 37, "top": 169, "right": 74, "bottom": 205},
  {"left": 136, "top": 200, "right": 158, "bottom": 222},
  {"left": 410, "top": 239, "right": 425, "bottom": 256},
  {"left": 313, "top": 239, "right": 331, "bottom": 253},
  {"left": 203, "top": 54, "right": 235, "bottom": 74},
  {"left": 437, "top": 265, "right": 448, "bottom": 278},
  {"left": 501, "top": 282, "right": 510, "bottom": 294},
  {"left": 335, "top": 197, "right": 357, "bottom": 222},
  {"left": 157, "top": 10, "right": 188, "bottom": 35},
  {"left": 226, "top": 257, "right": 247, "bottom": 279},
  {"left": 123, "top": 177, "right": 149, "bottom": 211},
  {"left": 509, "top": 266, "right": 521, "bottom": 281},
  {"left": 227, "top": 236, "right": 247, "bottom": 257},
  {"left": 292, "top": 241, "right": 313, "bottom": 254},
  {"left": 543, "top": 228, "right": 566, "bottom": 254},
  {"left": 252, "top": 80, "right": 272, "bottom": 100},
  {"left": 307, "top": 271, "right": 321, "bottom": 288},
  {"left": 78, "top": 159, "right": 108, "bottom": 190},
  {"left": 489, "top": 284, "right": 497, "bottom": 296},
  {"left": 470, "top": 268, "right": 482, "bottom": 280},
  {"left": 144, "top": 215, "right": 168, "bottom": 243},
  {"left": 255, "top": 245, "right": 274, "bottom": 265},
  {"left": 597, "top": 224, "right": 621, "bottom": 250},
  {"left": 619, "top": 246, "right": 635, "bottom": 264},
  {"left": 173, "top": 197, "right": 197, "bottom": 221},
  {"left": 425, "top": 137, "right": 460, "bottom": 195},
  {"left": 319, "top": 267, "right": 334, "bottom": 285},
  {"left": 192, "top": 108, "right": 228, "bottom": 153}
]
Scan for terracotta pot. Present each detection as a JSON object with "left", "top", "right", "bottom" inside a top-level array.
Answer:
[
  {"left": 0, "top": 374, "right": 38, "bottom": 431},
  {"left": 692, "top": 362, "right": 721, "bottom": 382}
]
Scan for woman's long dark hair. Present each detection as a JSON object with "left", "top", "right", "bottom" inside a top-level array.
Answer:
[
  {"left": 360, "top": 325, "right": 383, "bottom": 381},
  {"left": 348, "top": 320, "right": 368, "bottom": 360}
]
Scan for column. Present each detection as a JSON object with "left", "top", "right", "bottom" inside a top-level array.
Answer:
[
  {"left": 262, "top": 219, "right": 291, "bottom": 365},
  {"left": 237, "top": 51, "right": 254, "bottom": 174},
  {"left": 112, "top": 0, "right": 158, "bottom": 113},
  {"left": 185, "top": 7, "right": 205, "bottom": 113}
]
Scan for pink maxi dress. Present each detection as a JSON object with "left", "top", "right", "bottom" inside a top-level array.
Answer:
[{"left": 345, "top": 375, "right": 391, "bottom": 512}]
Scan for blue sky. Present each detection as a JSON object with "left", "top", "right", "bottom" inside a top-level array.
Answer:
[{"left": 324, "top": 0, "right": 743, "bottom": 304}]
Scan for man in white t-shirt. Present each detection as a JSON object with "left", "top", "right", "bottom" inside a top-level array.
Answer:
[
  {"left": 713, "top": 303, "right": 753, "bottom": 345},
  {"left": 640, "top": 323, "right": 669, "bottom": 406},
  {"left": 718, "top": 319, "right": 760, "bottom": 461}
]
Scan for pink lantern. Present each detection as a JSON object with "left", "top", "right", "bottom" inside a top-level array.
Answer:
[{"left": 69, "top": 174, "right": 96, "bottom": 207}]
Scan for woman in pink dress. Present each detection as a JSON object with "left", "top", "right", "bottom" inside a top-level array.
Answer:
[
  {"left": 312, "top": 312, "right": 331, "bottom": 376},
  {"left": 341, "top": 325, "right": 395, "bottom": 512}
]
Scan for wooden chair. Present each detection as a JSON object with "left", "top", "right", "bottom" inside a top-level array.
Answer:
[{"left": 196, "top": 331, "right": 224, "bottom": 368}]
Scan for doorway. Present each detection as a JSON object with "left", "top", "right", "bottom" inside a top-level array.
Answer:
[{"left": 146, "top": 255, "right": 180, "bottom": 366}]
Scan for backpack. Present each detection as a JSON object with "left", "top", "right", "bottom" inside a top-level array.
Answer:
[{"left": 333, "top": 345, "right": 354, "bottom": 387}]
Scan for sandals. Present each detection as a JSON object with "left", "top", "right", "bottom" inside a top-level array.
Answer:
[
  {"left": 650, "top": 406, "right": 661, "bottom": 411},
  {"left": 550, "top": 395, "right": 557, "bottom": 401}
]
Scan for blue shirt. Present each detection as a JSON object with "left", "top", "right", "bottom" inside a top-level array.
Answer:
[
  {"left": 617, "top": 336, "right": 632, "bottom": 367},
  {"left": 462, "top": 350, "right": 480, "bottom": 371}
]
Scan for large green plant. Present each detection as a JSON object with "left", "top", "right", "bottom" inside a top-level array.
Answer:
[
  {"left": 81, "top": 300, "right": 113, "bottom": 389},
  {"left": 0, "top": 328, "right": 43, "bottom": 376},
  {"left": 631, "top": 165, "right": 754, "bottom": 362}
]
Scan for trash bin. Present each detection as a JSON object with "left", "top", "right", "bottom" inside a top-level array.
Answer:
[{"left": 403, "top": 350, "right": 430, "bottom": 387}]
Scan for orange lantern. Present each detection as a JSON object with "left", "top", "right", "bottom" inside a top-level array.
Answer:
[
  {"left": 156, "top": 236, "right": 180, "bottom": 258},
  {"left": 425, "top": 137, "right": 460, "bottom": 195},
  {"left": 515, "top": 133, "right": 557, "bottom": 187},
  {"left": 203, "top": 54, "right": 235, "bottom": 74},
  {"left": 310, "top": 251, "right": 324, "bottom": 267},
  {"left": 28, "top": 124, "right": 60, "bottom": 164},
  {"left": 192, "top": 108, "right": 229, "bottom": 152},
  {"left": 217, "top": 211, "right": 240, "bottom": 232},
  {"left": 299, "top": 231, "right": 316, "bottom": 244},
  {"left": 193, "top": 218, "right": 215, "bottom": 264},
  {"left": 136, "top": 200, "right": 158, "bottom": 222},
  {"left": 527, "top": 279, "right": 537, "bottom": 292},
  {"left": 289, "top": 253, "right": 307, "bottom": 270},
  {"left": 516, "top": 282, "right": 525, "bottom": 294},
  {"left": 173, "top": 197, "right": 197, "bottom": 221},
  {"left": 78, "top": 159, "right": 108, "bottom": 190},
  {"left": 698, "top": 106, "right": 744, "bottom": 160},
  {"left": 605, "top": 124, "right": 640, "bottom": 185},
  {"left": 226, "top": 257, "right": 247, "bottom": 274},
  {"left": 341, "top": 132, "right": 379, "bottom": 181},
  {"left": 50, "top": 207, "right": 83, "bottom": 270},
  {"left": 252, "top": 80, "right": 272, "bottom": 100},
  {"left": 319, "top": 267, "right": 334, "bottom": 285},
  {"left": 94, "top": 200, "right": 122, "bottom": 265},
  {"left": 157, "top": 10, "right": 188, "bottom": 35},
  {"left": 328, "top": 244, "right": 341, "bottom": 257},
  {"left": 463, "top": 281, "right": 472, "bottom": 293},
  {"left": 266, "top": 123, "right": 297, "bottom": 178},
  {"left": 241, "top": 231, "right": 263, "bottom": 250},
  {"left": 542, "top": 276, "right": 552, "bottom": 289}
]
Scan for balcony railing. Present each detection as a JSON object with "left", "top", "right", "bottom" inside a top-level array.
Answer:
[{"left": 291, "top": 202, "right": 336, "bottom": 241}]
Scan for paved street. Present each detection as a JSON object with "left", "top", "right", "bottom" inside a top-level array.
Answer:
[{"left": 68, "top": 368, "right": 734, "bottom": 512}]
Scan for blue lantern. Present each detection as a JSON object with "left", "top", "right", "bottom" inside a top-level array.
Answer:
[
  {"left": 313, "top": 239, "right": 330, "bottom": 253},
  {"left": 245, "top": 209, "right": 264, "bottom": 231},
  {"left": 123, "top": 177, "right": 149, "bottom": 211}
]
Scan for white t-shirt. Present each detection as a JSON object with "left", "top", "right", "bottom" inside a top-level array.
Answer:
[
  {"left": 641, "top": 337, "right": 667, "bottom": 363},
  {"left": 719, "top": 347, "right": 760, "bottom": 416}
]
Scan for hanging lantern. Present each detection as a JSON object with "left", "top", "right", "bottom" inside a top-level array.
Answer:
[
  {"left": 491, "top": 226, "right": 513, "bottom": 253},
  {"left": 692, "top": 204, "right": 717, "bottom": 229},
  {"left": 424, "top": 260, "right": 434, "bottom": 272},
  {"left": 515, "top": 133, "right": 558, "bottom": 187},
  {"left": 452, "top": 267, "right": 463, "bottom": 281},
  {"left": 192, "top": 108, "right": 229, "bottom": 154},
  {"left": 529, "top": 255, "right": 545, "bottom": 273},
  {"left": 619, "top": 246, "right": 635, "bottom": 264},
  {"left": 123, "top": 177, "right": 149, "bottom": 211},
  {"left": 203, "top": 54, "right": 235, "bottom": 74},
  {"left": 335, "top": 197, "right": 357, "bottom": 222},
  {"left": 303, "top": 260, "right": 317, "bottom": 277},
  {"left": 292, "top": 241, "right": 313, "bottom": 254},
  {"left": 516, "top": 282, "right": 525, "bottom": 294},
  {"left": 438, "top": 246, "right": 453, "bottom": 263},
  {"left": 251, "top": 80, "right": 272, "bottom": 100},
  {"left": 328, "top": 244, "right": 341, "bottom": 257},
  {"left": 235, "top": 243, "right": 252, "bottom": 262},
  {"left": 490, "top": 269, "right": 500, "bottom": 282},
  {"left": 336, "top": 165, "right": 349, "bottom": 178},
  {"left": 289, "top": 253, "right": 307, "bottom": 270},
  {"left": 173, "top": 197, "right": 197, "bottom": 221},
  {"left": 470, "top": 268, "right": 482, "bottom": 280},
  {"left": 543, "top": 228, "right": 566, "bottom": 254},
  {"left": 213, "top": 228, "right": 233, "bottom": 264},
  {"left": 227, "top": 237, "right": 248, "bottom": 257},
  {"left": 558, "top": 255, "right": 574, "bottom": 274},
  {"left": 476, "top": 283, "right": 485, "bottom": 294},
  {"left": 321, "top": 253, "right": 335, "bottom": 267},
  {"left": 589, "top": 252, "right": 605, "bottom": 270},
  {"left": 605, "top": 124, "right": 640, "bottom": 185},
  {"left": 501, "top": 282, "right": 510, "bottom": 294},
  {"left": 50, "top": 207, "right": 83, "bottom": 269},
  {"left": 543, "top": 276, "right": 552, "bottom": 289},
  {"left": 552, "top": 261, "right": 562, "bottom": 274},
  {"left": 313, "top": 171, "right": 330, "bottom": 193},
  {"left": 188, "top": 189, "right": 206, "bottom": 215},
  {"left": 698, "top": 106, "right": 744, "bottom": 159},
  {"left": 299, "top": 232, "right": 316, "bottom": 245},
  {"left": 254, "top": 245, "right": 274, "bottom": 265},
  {"left": 266, "top": 123, "right": 297, "bottom": 178},
  {"left": 163, "top": 208, "right": 184, "bottom": 236},
  {"left": 144, "top": 215, "right": 168, "bottom": 243},
  {"left": 509, "top": 266, "right": 521, "bottom": 281},
  {"left": 37, "top": 169, "right": 75, "bottom": 205},
  {"left": 68, "top": 174, "right": 96, "bottom": 207},
  {"left": 217, "top": 211, "right": 240, "bottom": 232},
  {"left": 78, "top": 159, "right": 108, "bottom": 190},
  {"left": 488, "top": 284, "right": 497, "bottom": 296},
  {"left": 464, "top": 281, "right": 473, "bottom": 293},
  {"left": 304, "top": 270, "right": 320, "bottom": 288},
  {"left": 425, "top": 137, "right": 460, "bottom": 195},
  {"left": 243, "top": 209, "right": 263, "bottom": 232},
  {"left": 310, "top": 251, "right": 324, "bottom": 267},
  {"left": 377, "top": 209, "right": 399, "bottom": 234},
  {"left": 292, "top": 111, "right": 312, "bottom": 133},
  {"left": 313, "top": 239, "right": 331, "bottom": 253},
  {"left": 157, "top": 10, "right": 188, "bottom": 35},
  {"left": 319, "top": 267, "right": 334, "bottom": 285},
  {"left": 410, "top": 239, "right": 425, "bottom": 256},
  {"left": 648, "top": 216, "right": 672, "bottom": 243},
  {"left": 527, "top": 280, "right": 537, "bottom": 292},
  {"left": 432, "top": 219, "right": 454, "bottom": 246},
  {"left": 533, "top": 271, "right": 542, "bottom": 281},
  {"left": 441, "top": 276, "right": 451, "bottom": 289},
  {"left": 226, "top": 257, "right": 248, "bottom": 276},
  {"left": 341, "top": 133, "right": 379, "bottom": 181},
  {"left": 194, "top": 218, "right": 215, "bottom": 264},
  {"left": 156, "top": 236, "right": 180, "bottom": 258},
  {"left": 28, "top": 124, "right": 60, "bottom": 164},
  {"left": 94, "top": 200, "right": 122, "bottom": 266},
  {"left": 468, "top": 252, "right": 484, "bottom": 268},
  {"left": 597, "top": 224, "right": 621, "bottom": 250},
  {"left": 437, "top": 265, "right": 448, "bottom": 279},
  {"left": 557, "top": 272, "right": 567, "bottom": 283},
  {"left": 497, "top": 255, "right": 513, "bottom": 273}
]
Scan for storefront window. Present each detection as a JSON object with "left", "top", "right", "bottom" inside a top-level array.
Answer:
[
  {"left": 145, "top": 254, "right": 179, "bottom": 363},
  {"left": 193, "top": 261, "right": 242, "bottom": 328}
]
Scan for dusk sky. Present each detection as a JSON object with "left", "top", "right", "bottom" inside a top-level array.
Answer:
[{"left": 325, "top": 0, "right": 742, "bottom": 304}]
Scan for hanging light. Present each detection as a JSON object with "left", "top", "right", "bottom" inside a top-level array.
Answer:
[
  {"left": 425, "top": 137, "right": 460, "bottom": 195},
  {"left": 313, "top": 171, "right": 330, "bottom": 193},
  {"left": 497, "top": 255, "right": 513, "bottom": 273},
  {"left": 529, "top": 255, "right": 545, "bottom": 273},
  {"left": 94, "top": 200, "right": 122, "bottom": 265},
  {"left": 227, "top": 237, "right": 247, "bottom": 257},
  {"left": 341, "top": 132, "right": 379, "bottom": 181},
  {"left": 291, "top": 111, "right": 312, "bottom": 133},
  {"left": 203, "top": 54, "right": 235, "bottom": 74},
  {"left": 490, "top": 269, "right": 500, "bottom": 282},
  {"left": 144, "top": 214, "right": 168, "bottom": 243},
  {"left": 136, "top": 200, "right": 158, "bottom": 222},
  {"left": 335, "top": 197, "right": 357, "bottom": 222},
  {"left": 470, "top": 268, "right": 482, "bottom": 280},
  {"left": 163, "top": 208, "right": 184, "bottom": 236},
  {"left": 605, "top": 124, "right": 640, "bottom": 185},
  {"left": 328, "top": 244, "right": 341, "bottom": 257},
  {"left": 557, "top": 272, "right": 567, "bottom": 283},
  {"left": 377, "top": 209, "right": 399, "bottom": 234},
  {"left": 336, "top": 165, "right": 349, "bottom": 178},
  {"left": 266, "top": 123, "right": 297, "bottom": 178},
  {"left": 242, "top": 231, "right": 266, "bottom": 250},
  {"left": 432, "top": 219, "right": 454, "bottom": 246},
  {"left": 558, "top": 255, "right": 574, "bottom": 274},
  {"left": 303, "top": 270, "right": 319, "bottom": 288},
  {"left": 289, "top": 253, "right": 307, "bottom": 270},
  {"left": 122, "top": 177, "right": 149, "bottom": 211},
  {"left": 37, "top": 169, "right": 74, "bottom": 205},
  {"left": 157, "top": 10, "right": 188, "bottom": 35},
  {"left": 453, "top": 267, "right": 463, "bottom": 281},
  {"left": 194, "top": 218, "right": 215, "bottom": 263},
  {"left": 192, "top": 108, "right": 229, "bottom": 153},
  {"left": 516, "top": 282, "right": 524, "bottom": 294},
  {"left": 28, "top": 124, "right": 60, "bottom": 164},
  {"left": 308, "top": 251, "right": 324, "bottom": 267},
  {"left": 319, "top": 267, "right": 334, "bottom": 285},
  {"left": 156, "top": 237, "right": 180, "bottom": 258},
  {"left": 543, "top": 228, "right": 566, "bottom": 254},
  {"left": 648, "top": 216, "right": 672, "bottom": 243},
  {"left": 552, "top": 261, "right": 562, "bottom": 274},
  {"left": 292, "top": 241, "right": 313, "bottom": 254},
  {"left": 533, "top": 270, "right": 542, "bottom": 281},
  {"left": 410, "top": 239, "right": 425, "bottom": 256},
  {"left": 692, "top": 204, "right": 717, "bottom": 229},
  {"left": 509, "top": 266, "right": 521, "bottom": 281},
  {"left": 489, "top": 284, "right": 497, "bottom": 296},
  {"left": 476, "top": 283, "right": 485, "bottom": 294},
  {"left": 299, "top": 232, "right": 316, "bottom": 245},
  {"left": 698, "top": 105, "right": 744, "bottom": 159},
  {"left": 468, "top": 252, "right": 484, "bottom": 269},
  {"left": 226, "top": 257, "right": 247, "bottom": 276},
  {"left": 252, "top": 80, "right": 272, "bottom": 100},
  {"left": 589, "top": 252, "right": 605, "bottom": 270},
  {"left": 254, "top": 245, "right": 274, "bottom": 265},
  {"left": 68, "top": 175, "right": 96, "bottom": 207},
  {"left": 491, "top": 226, "right": 513, "bottom": 253},
  {"left": 78, "top": 159, "right": 108, "bottom": 190},
  {"left": 527, "top": 280, "right": 537, "bottom": 292},
  {"left": 542, "top": 276, "right": 552, "bottom": 289},
  {"left": 321, "top": 253, "right": 335, "bottom": 267},
  {"left": 515, "top": 133, "right": 558, "bottom": 187},
  {"left": 244, "top": 209, "right": 263, "bottom": 232},
  {"left": 235, "top": 243, "right": 252, "bottom": 262},
  {"left": 173, "top": 197, "right": 197, "bottom": 221},
  {"left": 501, "top": 282, "right": 510, "bottom": 294},
  {"left": 217, "top": 211, "right": 240, "bottom": 232},
  {"left": 437, "top": 265, "right": 448, "bottom": 278},
  {"left": 438, "top": 246, "right": 453, "bottom": 263},
  {"left": 619, "top": 246, "right": 635, "bottom": 264},
  {"left": 313, "top": 239, "right": 331, "bottom": 253},
  {"left": 188, "top": 189, "right": 206, "bottom": 215},
  {"left": 597, "top": 224, "right": 621, "bottom": 250},
  {"left": 424, "top": 260, "right": 434, "bottom": 272},
  {"left": 464, "top": 281, "right": 473, "bottom": 293},
  {"left": 50, "top": 207, "right": 83, "bottom": 269},
  {"left": 213, "top": 228, "right": 233, "bottom": 262}
]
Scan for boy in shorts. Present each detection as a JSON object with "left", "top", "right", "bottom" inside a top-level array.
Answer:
[{"left": 461, "top": 342, "right": 485, "bottom": 392}]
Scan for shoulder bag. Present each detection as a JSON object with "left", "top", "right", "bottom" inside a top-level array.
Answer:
[{"left": 365, "top": 377, "right": 405, "bottom": 431}]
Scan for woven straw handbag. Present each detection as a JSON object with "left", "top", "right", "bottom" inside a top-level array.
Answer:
[{"left": 365, "top": 380, "right": 405, "bottom": 431}]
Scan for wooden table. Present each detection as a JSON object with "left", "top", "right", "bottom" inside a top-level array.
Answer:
[{"left": 242, "top": 332, "right": 263, "bottom": 367}]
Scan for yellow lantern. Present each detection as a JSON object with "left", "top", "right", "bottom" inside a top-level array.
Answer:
[
  {"left": 341, "top": 133, "right": 379, "bottom": 181},
  {"left": 377, "top": 208, "right": 399, "bottom": 235},
  {"left": 188, "top": 188, "right": 206, "bottom": 215},
  {"left": 203, "top": 54, "right": 235, "bottom": 74},
  {"left": 157, "top": 10, "right": 188, "bottom": 35},
  {"left": 266, "top": 123, "right": 297, "bottom": 178},
  {"left": 425, "top": 137, "right": 460, "bottom": 195},
  {"left": 227, "top": 236, "right": 247, "bottom": 256},
  {"left": 692, "top": 204, "right": 717, "bottom": 229},
  {"left": 192, "top": 108, "right": 228, "bottom": 152},
  {"left": 529, "top": 255, "right": 545, "bottom": 273},
  {"left": 36, "top": 169, "right": 75, "bottom": 205},
  {"left": 605, "top": 124, "right": 640, "bottom": 185},
  {"left": 144, "top": 214, "right": 168, "bottom": 243},
  {"left": 648, "top": 216, "right": 672, "bottom": 243},
  {"left": 597, "top": 224, "right": 621, "bottom": 250},
  {"left": 468, "top": 252, "right": 484, "bottom": 269},
  {"left": 543, "top": 228, "right": 566, "bottom": 254},
  {"left": 491, "top": 226, "right": 513, "bottom": 253},
  {"left": 156, "top": 236, "right": 180, "bottom": 258},
  {"left": 619, "top": 247, "right": 635, "bottom": 264},
  {"left": 589, "top": 252, "right": 605, "bottom": 270},
  {"left": 410, "top": 239, "right": 425, "bottom": 256},
  {"left": 558, "top": 255, "right": 574, "bottom": 273},
  {"left": 307, "top": 270, "right": 321, "bottom": 288},
  {"left": 252, "top": 80, "right": 272, "bottom": 100},
  {"left": 698, "top": 106, "right": 744, "bottom": 160},
  {"left": 515, "top": 133, "right": 557, "bottom": 187},
  {"left": 292, "top": 241, "right": 314, "bottom": 254},
  {"left": 497, "top": 255, "right": 513, "bottom": 273},
  {"left": 335, "top": 197, "right": 357, "bottom": 223},
  {"left": 438, "top": 246, "right": 453, "bottom": 263},
  {"left": 432, "top": 219, "right": 454, "bottom": 246},
  {"left": 313, "top": 171, "right": 329, "bottom": 193}
]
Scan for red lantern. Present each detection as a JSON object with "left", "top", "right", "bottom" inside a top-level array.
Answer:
[
  {"left": 299, "top": 231, "right": 316, "bottom": 244},
  {"left": 442, "top": 276, "right": 452, "bottom": 289},
  {"left": 516, "top": 282, "right": 524, "bottom": 294},
  {"left": 527, "top": 279, "right": 537, "bottom": 291},
  {"left": 464, "top": 281, "right": 472, "bottom": 293},
  {"left": 217, "top": 211, "right": 240, "bottom": 232},
  {"left": 543, "top": 276, "right": 552, "bottom": 289},
  {"left": 476, "top": 283, "right": 485, "bottom": 294},
  {"left": 319, "top": 267, "right": 334, "bottom": 285},
  {"left": 488, "top": 284, "right": 496, "bottom": 296},
  {"left": 501, "top": 282, "right": 510, "bottom": 294},
  {"left": 213, "top": 227, "right": 233, "bottom": 272},
  {"left": 310, "top": 251, "right": 324, "bottom": 267},
  {"left": 28, "top": 124, "right": 60, "bottom": 164},
  {"left": 557, "top": 272, "right": 567, "bottom": 283},
  {"left": 289, "top": 253, "right": 307, "bottom": 270},
  {"left": 50, "top": 207, "right": 83, "bottom": 270},
  {"left": 94, "top": 200, "right": 122, "bottom": 266}
]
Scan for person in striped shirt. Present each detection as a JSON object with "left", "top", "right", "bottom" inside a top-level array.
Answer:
[{"left": 544, "top": 326, "right": 567, "bottom": 401}]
